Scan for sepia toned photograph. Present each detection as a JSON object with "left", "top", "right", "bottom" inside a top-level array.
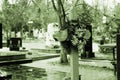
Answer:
[{"left": 0, "top": 0, "right": 120, "bottom": 80}]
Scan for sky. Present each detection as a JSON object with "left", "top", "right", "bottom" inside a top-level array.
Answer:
[
  {"left": 0, "top": 0, "right": 3, "bottom": 11},
  {"left": 85, "top": 0, "right": 120, "bottom": 9},
  {"left": 0, "top": 0, "right": 120, "bottom": 11}
]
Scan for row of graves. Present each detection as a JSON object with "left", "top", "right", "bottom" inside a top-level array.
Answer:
[
  {"left": 0, "top": 20, "right": 120, "bottom": 80},
  {"left": 0, "top": 23, "right": 32, "bottom": 80},
  {"left": 0, "top": 21, "right": 93, "bottom": 80}
]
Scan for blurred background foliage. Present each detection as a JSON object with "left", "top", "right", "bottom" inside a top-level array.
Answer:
[{"left": 0, "top": 0, "right": 119, "bottom": 43}]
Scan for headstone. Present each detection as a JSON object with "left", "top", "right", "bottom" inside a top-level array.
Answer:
[
  {"left": 16, "top": 32, "right": 21, "bottom": 37},
  {"left": 45, "top": 23, "right": 60, "bottom": 47},
  {"left": 85, "top": 25, "right": 94, "bottom": 58},
  {"left": 0, "top": 23, "right": 2, "bottom": 48},
  {"left": 9, "top": 38, "right": 22, "bottom": 51},
  {"left": 33, "top": 29, "right": 38, "bottom": 38},
  {"left": 117, "top": 33, "right": 120, "bottom": 80}
]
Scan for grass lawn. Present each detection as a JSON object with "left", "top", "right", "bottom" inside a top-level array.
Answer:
[
  {"left": 79, "top": 65, "right": 116, "bottom": 80},
  {"left": 48, "top": 57, "right": 116, "bottom": 80}
]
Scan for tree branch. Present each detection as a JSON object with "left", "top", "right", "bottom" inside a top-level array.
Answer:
[
  {"left": 31, "top": 0, "right": 41, "bottom": 8},
  {"left": 51, "top": 0, "right": 58, "bottom": 12},
  {"left": 74, "top": 0, "right": 80, "bottom": 7},
  {"left": 59, "top": 0, "right": 66, "bottom": 22},
  {"left": 69, "top": 0, "right": 80, "bottom": 9},
  {"left": 27, "top": 0, "right": 32, "bottom": 6}
]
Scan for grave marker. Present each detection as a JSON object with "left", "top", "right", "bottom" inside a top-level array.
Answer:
[
  {"left": 0, "top": 23, "right": 2, "bottom": 48},
  {"left": 46, "top": 23, "right": 60, "bottom": 47},
  {"left": 117, "top": 33, "right": 120, "bottom": 80}
]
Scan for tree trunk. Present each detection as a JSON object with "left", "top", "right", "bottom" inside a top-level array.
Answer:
[
  {"left": 60, "top": 41, "right": 71, "bottom": 63},
  {"left": 70, "top": 46, "right": 79, "bottom": 80},
  {"left": 6, "top": 30, "right": 8, "bottom": 39},
  {"left": 60, "top": 43, "right": 68, "bottom": 63},
  {"left": 14, "top": 31, "right": 17, "bottom": 38},
  {"left": 20, "top": 25, "right": 23, "bottom": 39},
  {"left": 52, "top": 0, "right": 68, "bottom": 63}
]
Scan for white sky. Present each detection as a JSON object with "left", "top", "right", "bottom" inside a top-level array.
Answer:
[
  {"left": 85, "top": 0, "right": 120, "bottom": 9},
  {"left": 0, "top": 0, "right": 3, "bottom": 11},
  {"left": 0, "top": 0, "right": 120, "bottom": 11}
]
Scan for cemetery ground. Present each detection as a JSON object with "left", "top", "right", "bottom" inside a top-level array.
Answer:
[{"left": 0, "top": 39, "right": 117, "bottom": 80}]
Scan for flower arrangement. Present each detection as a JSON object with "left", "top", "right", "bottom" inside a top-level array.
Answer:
[{"left": 67, "top": 20, "right": 91, "bottom": 47}]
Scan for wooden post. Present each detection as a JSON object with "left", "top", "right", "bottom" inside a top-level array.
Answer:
[
  {"left": 117, "top": 33, "right": 120, "bottom": 80},
  {"left": 70, "top": 47, "right": 79, "bottom": 80}
]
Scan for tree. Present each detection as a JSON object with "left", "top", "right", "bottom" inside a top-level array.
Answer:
[
  {"left": 51, "top": 0, "right": 69, "bottom": 63},
  {"left": 97, "top": 3, "right": 120, "bottom": 43},
  {"left": 2, "top": 0, "right": 31, "bottom": 38},
  {"left": 30, "top": 0, "right": 58, "bottom": 30},
  {"left": 52, "top": 1, "right": 93, "bottom": 80},
  {"left": 51, "top": 0, "right": 95, "bottom": 62}
]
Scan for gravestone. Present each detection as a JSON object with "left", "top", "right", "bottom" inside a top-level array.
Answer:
[
  {"left": 45, "top": 23, "right": 60, "bottom": 48},
  {"left": 9, "top": 38, "right": 22, "bottom": 51},
  {"left": 82, "top": 24, "right": 94, "bottom": 58},
  {"left": 0, "top": 23, "right": 2, "bottom": 48},
  {"left": 86, "top": 25, "right": 94, "bottom": 57},
  {"left": 117, "top": 33, "right": 120, "bottom": 80}
]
